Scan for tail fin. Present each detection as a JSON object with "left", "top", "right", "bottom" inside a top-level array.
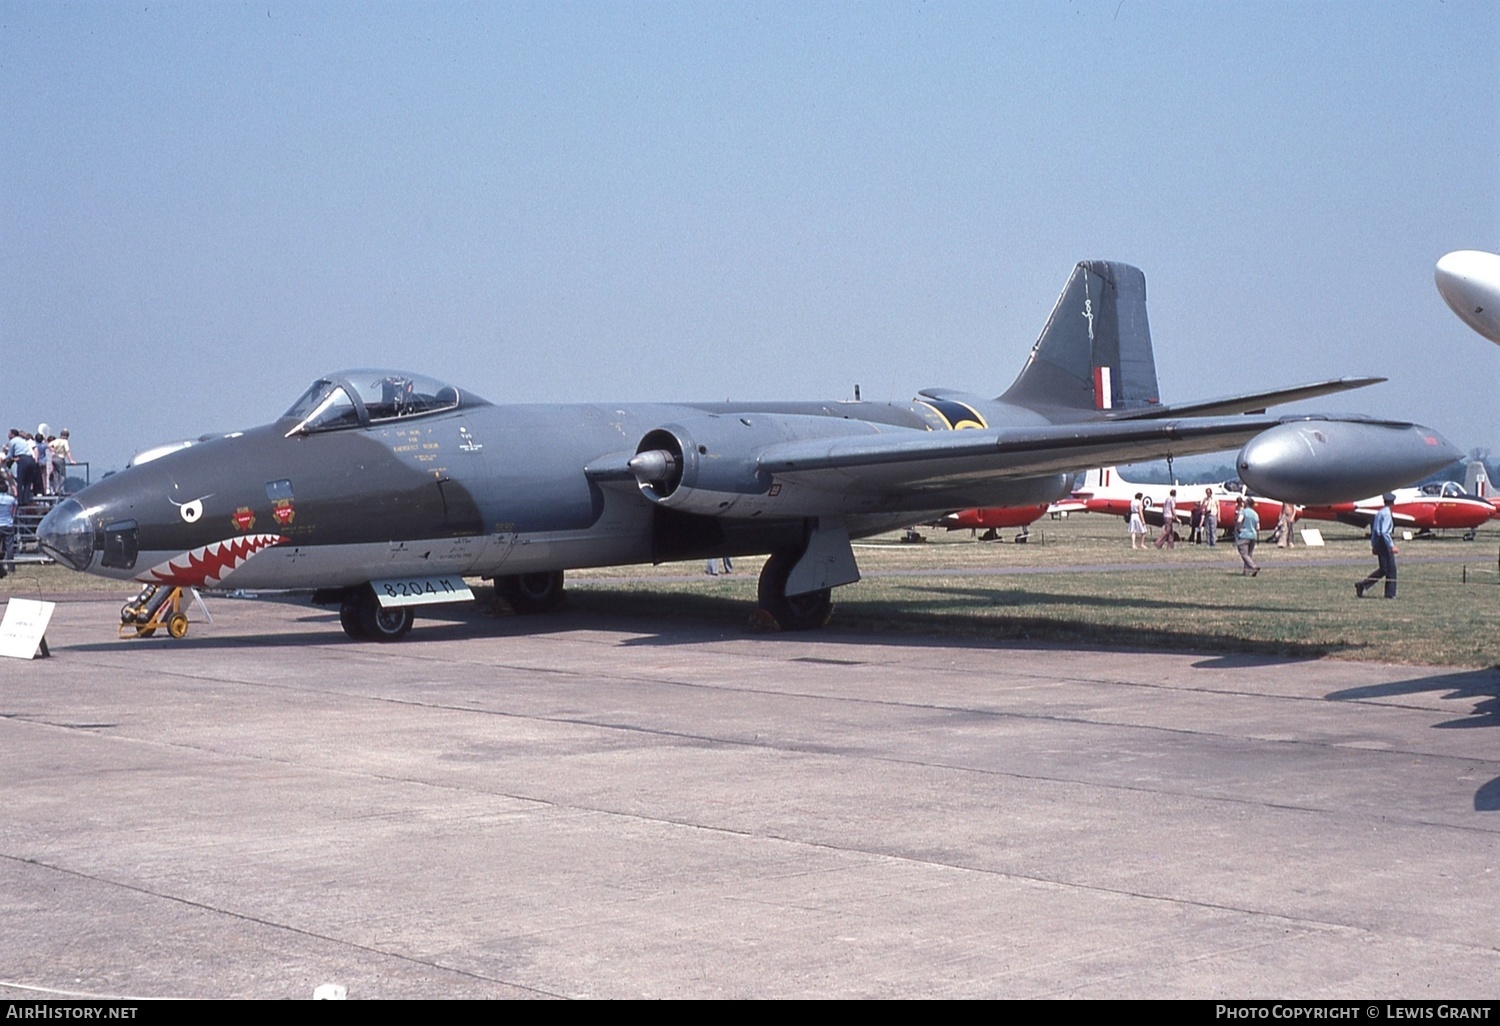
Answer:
[
  {"left": 1079, "top": 467, "right": 1118, "bottom": 492},
  {"left": 999, "top": 261, "right": 1161, "bottom": 414},
  {"left": 1465, "top": 459, "right": 1491, "bottom": 498}
]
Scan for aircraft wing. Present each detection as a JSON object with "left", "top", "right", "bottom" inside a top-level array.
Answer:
[
  {"left": 1336, "top": 506, "right": 1422, "bottom": 528},
  {"left": 605, "top": 412, "right": 1453, "bottom": 511},
  {"left": 1106, "top": 377, "right": 1385, "bottom": 420},
  {"left": 757, "top": 415, "right": 1283, "bottom": 493},
  {"left": 1306, "top": 506, "right": 1420, "bottom": 529}
]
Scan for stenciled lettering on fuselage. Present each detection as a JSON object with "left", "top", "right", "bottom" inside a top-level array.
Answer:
[{"left": 915, "top": 398, "right": 988, "bottom": 431}]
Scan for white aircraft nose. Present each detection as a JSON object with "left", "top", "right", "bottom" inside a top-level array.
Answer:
[{"left": 1435, "top": 250, "right": 1500, "bottom": 345}]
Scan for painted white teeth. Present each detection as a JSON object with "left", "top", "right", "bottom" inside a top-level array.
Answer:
[{"left": 144, "top": 534, "right": 287, "bottom": 586}]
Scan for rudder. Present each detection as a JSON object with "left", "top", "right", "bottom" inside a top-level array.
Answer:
[
  {"left": 1465, "top": 459, "right": 1491, "bottom": 498},
  {"left": 999, "top": 261, "right": 1161, "bottom": 414}
]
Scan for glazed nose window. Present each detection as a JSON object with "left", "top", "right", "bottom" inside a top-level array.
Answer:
[{"left": 37, "top": 497, "right": 96, "bottom": 571}]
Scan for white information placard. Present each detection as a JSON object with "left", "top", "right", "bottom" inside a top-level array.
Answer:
[
  {"left": 0, "top": 598, "right": 56, "bottom": 659},
  {"left": 1298, "top": 528, "right": 1325, "bottom": 547},
  {"left": 370, "top": 576, "right": 475, "bottom": 608}
]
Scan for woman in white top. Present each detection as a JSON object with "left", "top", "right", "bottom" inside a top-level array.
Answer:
[{"left": 1129, "top": 492, "right": 1147, "bottom": 549}]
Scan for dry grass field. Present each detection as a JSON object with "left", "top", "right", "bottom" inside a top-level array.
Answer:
[
  {"left": 567, "top": 515, "right": 1500, "bottom": 668},
  {"left": 4, "top": 513, "right": 1496, "bottom": 666}
]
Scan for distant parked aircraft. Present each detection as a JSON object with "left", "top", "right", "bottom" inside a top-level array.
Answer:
[
  {"left": 1464, "top": 460, "right": 1500, "bottom": 520},
  {"left": 1300, "top": 470, "right": 1495, "bottom": 539},
  {"left": 935, "top": 503, "right": 1051, "bottom": 541},
  {"left": 1056, "top": 466, "right": 1285, "bottom": 536}
]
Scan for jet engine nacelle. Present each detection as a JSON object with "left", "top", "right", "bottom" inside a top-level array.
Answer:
[{"left": 627, "top": 414, "right": 882, "bottom": 517}]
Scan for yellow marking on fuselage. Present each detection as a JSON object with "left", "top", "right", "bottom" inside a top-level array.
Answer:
[{"left": 916, "top": 399, "right": 988, "bottom": 431}]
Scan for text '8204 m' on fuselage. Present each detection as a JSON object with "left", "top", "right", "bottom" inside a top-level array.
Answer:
[{"left": 38, "top": 264, "right": 1463, "bottom": 641}]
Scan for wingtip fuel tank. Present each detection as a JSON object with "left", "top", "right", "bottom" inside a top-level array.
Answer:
[
  {"left": 1435, "top": 250, "right": 1500, "bottom": 345},
  {"left": 1237, "top": 420, "right": 1463, "bottom": 505}
]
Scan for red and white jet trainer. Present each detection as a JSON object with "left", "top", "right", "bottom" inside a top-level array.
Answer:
[
  {"left": 1054, "top": 467, "right": 1285, "bottom": 533},
  {"left": 1464, "top": 460, "right": 1500, "bottom": 521},
  {"left": 935, "top": 503, "right": 1051, "bottom": 539},
  {"left": 1300, "top": 478, "right": 1494, "bottom": 538}
]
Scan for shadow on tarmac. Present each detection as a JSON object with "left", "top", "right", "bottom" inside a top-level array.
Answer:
[
  {"left": 1323, "top": 666, "right": 1500, "bottom": 813},
  {"left": 1325, "top": 667, "right": 1500, "bottom": 730},
  {"left": 48, "top": 588, "right": 1500, "bottom": 811},
  {"left": 565, "top": 587, "right": 1356, "bottom": 661},
  {"left": 50, "top": 583, "right": 1402, "bottom": 664},
  {"left": 1473, "top": 777, "right": 1500, "bottom": 812}
]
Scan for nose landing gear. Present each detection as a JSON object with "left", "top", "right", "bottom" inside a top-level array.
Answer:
[
  {"left": 119, "top": 584, "right": 193, "bottom": 639},
  {"left": 338, "top": 587, "right": 415, "bottom": 641}
]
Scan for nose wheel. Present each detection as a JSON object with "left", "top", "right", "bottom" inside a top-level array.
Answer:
[{"left": 339, "top": 587, "right": 415, "bottom": 641}]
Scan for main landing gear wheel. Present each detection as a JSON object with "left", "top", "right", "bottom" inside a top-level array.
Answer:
[
  {"left": 339, "top": 594, "right": 367, "bottom": 639},
  {"left": 360, "top": 598, "right": 414, "bottom": 642},
  {"left": 755, "top": 549, "right": 833, "bottom": 632},
  {"left": 494, "top": 570, "right": 566, "bottom": 614},
  {"left": 340, "top": 587, "right": 414, "bottom": 641}
]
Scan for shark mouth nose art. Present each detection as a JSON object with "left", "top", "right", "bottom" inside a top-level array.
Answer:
[{"left": 143, "top": 534, "right": 288, "bottom": 587}]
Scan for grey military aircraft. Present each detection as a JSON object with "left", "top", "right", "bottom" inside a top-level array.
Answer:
[{"left": 38, "top": 261, "right": 1461, "bottom": 640}]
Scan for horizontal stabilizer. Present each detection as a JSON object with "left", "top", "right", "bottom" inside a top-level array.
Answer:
[{"left": 1107, "top": 377, "right": 1386, "bottom": 420}]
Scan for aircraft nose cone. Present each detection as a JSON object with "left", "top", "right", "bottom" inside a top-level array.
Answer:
[
  {"left": 1238, "top": 420, "right": 1463, "bottom": 505},
  {"left": 37, "top": 497, "right": 97, "bottom": 571}
]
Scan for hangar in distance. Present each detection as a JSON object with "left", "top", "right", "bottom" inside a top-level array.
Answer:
[{"left": 39, "top": 261, "right": 1462, "bottom": 640}]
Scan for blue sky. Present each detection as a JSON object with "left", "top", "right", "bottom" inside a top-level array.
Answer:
[{"left": 3, "top": 1, "right": 1496, "bottom": 475}]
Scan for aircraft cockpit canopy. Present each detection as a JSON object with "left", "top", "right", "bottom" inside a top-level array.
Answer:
[
  {"left": 1418, "top": 481, "right": 1472, "bottom": 499},
  {"left": 282, "top": 370, "right": 480, "bottom": 435}
]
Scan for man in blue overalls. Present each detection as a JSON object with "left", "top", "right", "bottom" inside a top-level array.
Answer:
[{"left": 1356, "top": 493, "right": 1399, "bottom": 598}]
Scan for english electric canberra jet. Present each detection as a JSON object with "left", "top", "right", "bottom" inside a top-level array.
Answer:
[{"left": 38, "top": 261, "right": 1461, "bottom": 640}]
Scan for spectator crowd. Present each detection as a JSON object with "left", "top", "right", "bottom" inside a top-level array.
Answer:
[{"left": 0, "top": 424, "right": 79, "bottom": 572}]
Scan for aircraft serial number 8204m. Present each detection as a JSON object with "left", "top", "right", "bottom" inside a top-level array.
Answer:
[{"left": 39, "top": 261, "right": 1460, "bottom": 641}]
